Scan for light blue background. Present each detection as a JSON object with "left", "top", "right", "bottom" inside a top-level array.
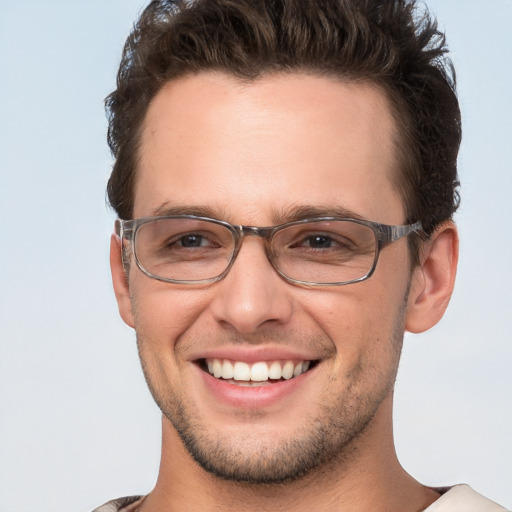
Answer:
[{"left": 0, "top": 1, "right": 511, "bottom": 510}]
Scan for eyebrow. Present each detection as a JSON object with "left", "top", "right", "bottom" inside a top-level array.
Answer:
[
  {"left": 271, "top": 205, "right": 366, "bottom": 224},
  {"left": 151, "top": 203, "right": 227, "bottom": 219},
  {"left": 150, "top": 202, "right": 366, "bottom": 225}
]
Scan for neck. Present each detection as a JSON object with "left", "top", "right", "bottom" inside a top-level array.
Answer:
[{"left": 139, "top": 397, "right": 439, "bottom": 512}]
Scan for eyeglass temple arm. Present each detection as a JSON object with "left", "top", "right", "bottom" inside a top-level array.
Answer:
[
  {"left": 379, "top": 221, "right": 423, "bottom": 243},
  {"left": 115, "top": 219, "right": 135, "bottom": 239}
]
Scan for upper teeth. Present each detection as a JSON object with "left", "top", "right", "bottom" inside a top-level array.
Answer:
[{"left": 206, "top": 359, "right": 311, "bottom": 382}]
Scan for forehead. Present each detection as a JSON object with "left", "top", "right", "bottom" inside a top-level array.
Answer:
[{"left": 135, "top": 72, "right": 403, "bottom": 224}]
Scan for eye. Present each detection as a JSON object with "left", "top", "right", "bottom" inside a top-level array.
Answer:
[
  {"left": 156, "top": 231, "right": 223, "bottom": 253},
  {"left": 292, "top": 232, "right": 352, "bottom": 251},
  {"left": 175, "top": 234, "right": 212, "bottom": 248},
  {"left": 301, "top": 235, "right": 338, "bottom": 249}
]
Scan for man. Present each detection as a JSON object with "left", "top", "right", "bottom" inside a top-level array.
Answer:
[{"left": 95, "top": 0, "right": 508, "bottom": 510}]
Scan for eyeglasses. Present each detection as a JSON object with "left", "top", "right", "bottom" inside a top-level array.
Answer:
[{"left": 116, "top": 215, "right": 423, "bottom": 286}]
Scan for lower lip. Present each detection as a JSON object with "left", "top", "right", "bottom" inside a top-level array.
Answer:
[{"left": 197, "top": 365, "right": 313, "bottom": 409}]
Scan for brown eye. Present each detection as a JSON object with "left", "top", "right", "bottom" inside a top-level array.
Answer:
[
  {"left": 176, "top": 234, "right": 210, "bottom": 248},
  {"left": 302, "top": 235, "right": 336, "bottom": 249}
]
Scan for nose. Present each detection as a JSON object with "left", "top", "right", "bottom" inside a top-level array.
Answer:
[{"left": 209, "top": 236, "right": 294, "bottom": 334}]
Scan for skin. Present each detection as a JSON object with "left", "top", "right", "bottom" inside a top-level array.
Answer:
[{"left": 110, "top": 72, "right": 459, "bottom": 511}]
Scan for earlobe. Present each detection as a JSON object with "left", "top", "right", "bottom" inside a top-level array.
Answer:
[
  {"left": 405, "top": 221, "right": 459, "bottom": 333},
  {"left": 110, "top": 233, "right": 135, "bottom": 328}
]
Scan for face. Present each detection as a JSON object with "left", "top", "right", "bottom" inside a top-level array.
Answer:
[{"left": 118, "top": 72, "right": 415, "bottom": 483}]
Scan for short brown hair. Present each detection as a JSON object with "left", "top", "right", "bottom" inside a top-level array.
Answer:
[{"left": 106, "top": 0, "right": 461, "bottom": 261}]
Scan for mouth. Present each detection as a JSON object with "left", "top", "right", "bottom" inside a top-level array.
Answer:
[{"left": 200, "top": 358, "right": 317, "bottom": 387}]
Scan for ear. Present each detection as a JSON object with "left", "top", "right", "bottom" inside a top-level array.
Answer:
[
  {"left": 110, "top": 233, "right": 135, "bottom": 328},
  {"left": 405, "top": 221, "right": 459, "bottom": 333}
]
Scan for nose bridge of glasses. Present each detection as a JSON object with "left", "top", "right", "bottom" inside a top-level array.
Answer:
[
  {"left": 231, "top": 225, "right": 275, "bottom": 262},
  {"left": 239, "top": 225, "right": 273, "bottom": 237}
]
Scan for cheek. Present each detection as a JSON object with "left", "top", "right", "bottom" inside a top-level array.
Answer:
[
  {"left": 130, "top": 284, "right": 215, "bottom": 397},
  {"left": 298, "top": 280, "right": 406, "bottom": 363},
  {"left": 130, "top": 278, "right": 213, "bottom": 347},
  {"left": 298, "top": 285, "right": 383, "bottom": 336}
]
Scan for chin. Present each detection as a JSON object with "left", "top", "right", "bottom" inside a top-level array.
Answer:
[{"left": 162, "top": 394, "right": 384, "bottom": 485}]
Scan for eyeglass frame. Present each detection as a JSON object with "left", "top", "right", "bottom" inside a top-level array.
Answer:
[{"left": 116, "top": 215, "right": 423, "bottom": 287}]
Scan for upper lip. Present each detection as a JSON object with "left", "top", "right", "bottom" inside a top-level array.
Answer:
[{"left": 188, "top": 346, "right": 320, "bottom": 364}]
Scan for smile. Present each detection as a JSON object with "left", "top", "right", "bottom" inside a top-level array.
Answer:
[{"left": 204, "top": 358, "right": 312, "bottom": 384}]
